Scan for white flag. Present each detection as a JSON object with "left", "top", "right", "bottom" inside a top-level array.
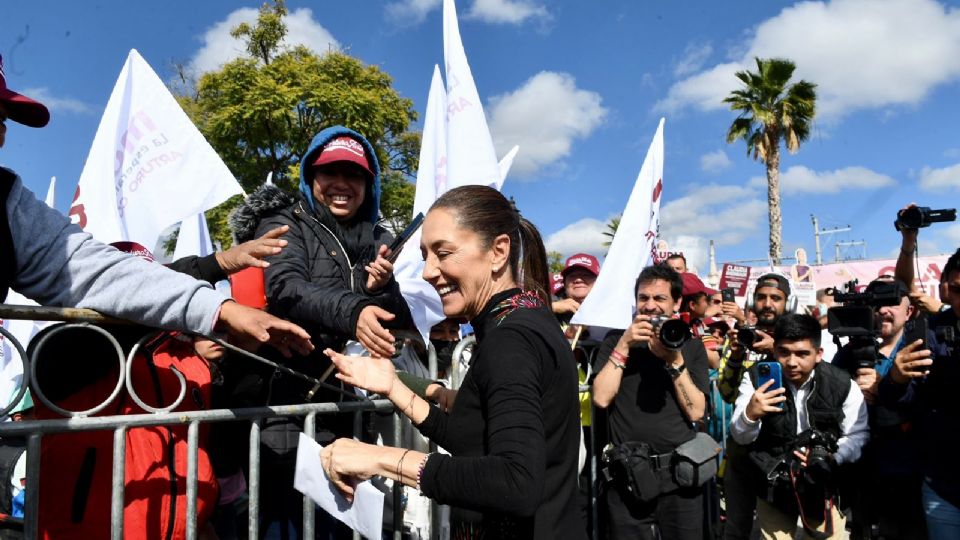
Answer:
[
  {"left": 173, "top": 212, "right": 214, "bottom": 260},
  {"left": 496, "top": 145, "right": 519, "bottom": 190},
  {"left": 395, "top": 66, "right": 448, "bottom": 342},
  {"left": 443, "top": 0, "right": 501, "bottom": 190},
  {"left": 45, "top": 176, "right": 56, "bottom": 208},
  {"left": 572, "top": 118, "right": 666, "bottom": 329},
  {"left": 69, "top": 49, "right": 243, "bottom": 247}
]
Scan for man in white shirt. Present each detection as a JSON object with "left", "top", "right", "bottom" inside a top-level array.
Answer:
[{"left": 730, "top": 313, "right": 868, "bottom": 540}]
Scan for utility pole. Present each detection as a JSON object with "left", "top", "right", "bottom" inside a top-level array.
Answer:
[
  {"left": 835, "top": 240, "right": 867, "bottom": 262},
  {"left": 811, "top": 214, "right": 851, "bottom": 265}
]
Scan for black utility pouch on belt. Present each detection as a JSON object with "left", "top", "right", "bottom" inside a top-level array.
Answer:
[
  {"left": 672, "top": 432, "right": 721, "bottom": 488},
  {"left": 602, "top": 442, "right": 668, "bottom": 503}
]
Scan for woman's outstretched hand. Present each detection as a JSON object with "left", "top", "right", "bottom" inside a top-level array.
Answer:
[{"left": 324, "top": 348, "right": 398, "bottom": 396}]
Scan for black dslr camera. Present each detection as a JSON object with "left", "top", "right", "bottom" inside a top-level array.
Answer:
[
  {"left": 793, "top": 429, "right": 839, "bottom": 484},
  {"left": 827, "top": 280, "right": 905, "bottom": 372},
  {"left": 643, "top": 316, "right": 691, "bottom": 350},
  {"left": 894, "top": 206, "right": 956, "bottom": 231}
]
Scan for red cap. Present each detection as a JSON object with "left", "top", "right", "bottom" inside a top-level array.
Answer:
[
  {"left": 702, "top": 316, "right": 730, "bottom": 331},
  {"left": 550, "top": 272, "right": 564, "bottom": 295},
  {"left": 109, "top": 241, "right": 156, "bottom": 262},
  {"left": 312, "top": 136, "right": 373, "bottom": 177},
  {"left": 0, "top": 55, "right": 50, "bottom": 128},
  {"left": 680, "top": 272, "right": 717, "bottom": 297},
  {"left": 561, "top": 253, "right": 600, "bottom": 278}
]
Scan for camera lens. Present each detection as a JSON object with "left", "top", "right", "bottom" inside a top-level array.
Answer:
[
  {"left": 758, "top": 364, "right": 770, "bottom": 375},
  {"left": 658, "top": 319, "right": 691, "bottom": 350},
  {"left": 899, "top": 207, "right": 922, "bottom": 229}
]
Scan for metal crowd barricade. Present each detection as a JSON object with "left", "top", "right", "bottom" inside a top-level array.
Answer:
[{"left": 0, "top": 305, "right": 401, "bottom": 540}]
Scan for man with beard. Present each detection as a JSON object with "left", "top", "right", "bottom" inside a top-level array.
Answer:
[
  {"left": 717, "top": 273, "right": 791, "bottom": 540},
  {"left": 832, "top": 278, "right": 926, "bottom": 539}
]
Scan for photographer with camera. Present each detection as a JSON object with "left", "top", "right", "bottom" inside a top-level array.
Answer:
[
  {"left": 592, "top": 264, "right": 712, "bottom": 540},
  {"left": 715, "top": 274, "right": 790, "bottom": 540},
  {"left": 881, "top": 245, "right": 960, "bottom": 537},
  {"left": 731, "top": 314, "right": 868, "bottom": 539},
  {"left": 830, "top": 277, "right": 927, "bottom": 539}
]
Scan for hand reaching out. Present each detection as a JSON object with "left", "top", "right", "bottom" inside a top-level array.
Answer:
[
  {"left": 215, "top": 225, "right": 289, "bottom": 274},
  {"left": 324, "top": 348, "right": 398, "bottom": 396}
]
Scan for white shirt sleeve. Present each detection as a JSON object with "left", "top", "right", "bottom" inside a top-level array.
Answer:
[
  {"left": 834, "top": 379, "right": 869, "bottom": 465},
  {"left": 730, "top": 370, "right": 761, "bottom": 446}
]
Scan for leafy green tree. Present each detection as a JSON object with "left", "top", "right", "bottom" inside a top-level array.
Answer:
[
  {"left": 547, "top": 251, "right": 564, "bottom": 274},
  {"left": 725, "top": 57, "right": 816, "bottom": 264},
  {"left": 176, "top": 1, "right": 419, "bottom": 246}
]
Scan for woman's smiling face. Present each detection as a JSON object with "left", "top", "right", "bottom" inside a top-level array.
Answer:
[{"left": 420, "top": 208, "right": 509, "bottom": 320}]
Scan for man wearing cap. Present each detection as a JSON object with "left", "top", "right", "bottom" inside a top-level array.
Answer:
[
  {"left": 832, "top": 277, "right": 926, "bottom": 538},
  {"left": 717, "top": 273, "right": 792, "bottom": 540},
  {"left": 229, "top": 125, "right": 411, "bottom": 536},
  {"left": 0, "top": 55, "right": 312, "bottom": 357}
]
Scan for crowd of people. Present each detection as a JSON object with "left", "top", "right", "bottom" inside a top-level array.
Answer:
[{"left": 2, "top": 53, "right": 960, "bottom": 540}]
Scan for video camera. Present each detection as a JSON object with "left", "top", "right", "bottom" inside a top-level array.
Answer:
[
  {"left": 894, "top": 206, "right": 956, "bottom": 232},
  {"left": 826, "top": 279, "right": 905, "bottom": 371}
]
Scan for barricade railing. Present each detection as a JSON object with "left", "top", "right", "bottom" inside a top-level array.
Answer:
[
  {"left": 0, "top": 306, "right": 625, "bottom": 540},
  {"left": 0, "top": 305, "right": 403, "bottom": 540}
]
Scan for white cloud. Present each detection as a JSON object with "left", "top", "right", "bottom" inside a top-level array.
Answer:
[
  {"left": 467, "top": 0, "right": 549, "bottom": 24},
  {"left": 487, "top": 71, "right": 607, "bottom": 177},
  {"left": 673, "top": 42, "right": 713, "bottom": 78},
  {"left": 544, "top": 217, "right": 609, "bottom": 258},
  {"left": 660, "top": 184, "right": 767, "bottom": 246},
  {"left": 19, "top": 88, "right": 92, "bottom": 114},
  {"left": 941, "top": 223, "right": 960, "bottom": 245},
  {"left": 749, "top": 165, "right": 896, "bottom": 194},
  {"left": 385, "top": 0, "right": 548, "bottom": 25},
  {"left": 385, "top": 0, "right": 442, "bottom": 24},
  {"left": 919, "top": 162, "right": 960, "bottom": 191},
  {"left": 661, "top": 235, "right": 711, "bottom": 276},
  {"left": 700, "top": 150, "right": 732, "bottom": 173},
  {"left": 657, "top": 0, "right": 960, "bottom": 119},
  {"left": 187, "top": 8, "right": 339, "bottom": 75}
]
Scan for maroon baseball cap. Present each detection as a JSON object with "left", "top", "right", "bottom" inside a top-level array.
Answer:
[
  {"left": 550, "top": 272, "right": 564, "bottom": 295},
  {"left": 681, "top": 272, "right": 717, "bottom": 297},
  {"left": 561, "top": 253, "right": 600, "bottom": 278},
  {"left": 0, "top": 55, "right": 50, "bottom": 128},
  {"left": 312, "top": 136, "right": 373, "bottom": 177}
]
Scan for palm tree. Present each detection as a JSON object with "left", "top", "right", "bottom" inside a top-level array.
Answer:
[
  {"left": 602, "top": 215, "right": 621, "bottom": 256},
  {"left": 725, "top": 57, "right": 816, "bottom": 264}
]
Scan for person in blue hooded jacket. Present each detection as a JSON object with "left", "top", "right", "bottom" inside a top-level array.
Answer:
[
  {"left": 232, "top": 126, "right": 410, "bottom": 360},
  {"left": 228, "top": 126, "right": 412, "bottom": 534}
]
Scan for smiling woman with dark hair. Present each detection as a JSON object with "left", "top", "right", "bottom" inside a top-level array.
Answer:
[{"left": 322, "top": 185, "right": 586, "bottom": 540}]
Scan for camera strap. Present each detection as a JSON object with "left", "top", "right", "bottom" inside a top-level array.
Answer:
[{"left": 788, "top": 461, "right": 834, "bottom": 540}]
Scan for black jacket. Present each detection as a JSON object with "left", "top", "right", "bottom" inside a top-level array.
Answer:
[
  {"left": 747, "top": 361, "right": 850, "bottom": 477},
  {"left": 230, "top": 184, "right": 412, "bottom": 364}
]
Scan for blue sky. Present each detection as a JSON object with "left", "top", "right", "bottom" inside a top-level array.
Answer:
[{"left": 4, "top": 0, "right": 960, "bottom": 273}]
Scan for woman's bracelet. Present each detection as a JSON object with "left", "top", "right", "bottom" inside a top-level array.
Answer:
[
  {"left": 396, "top": 448, "right": 412, "bottom": 483},
  {"left": 416, "top": 453, "right": 433, "bottom": 492},
  {"left": 404, "top": 391, "right": 417, "bottom": 417}
]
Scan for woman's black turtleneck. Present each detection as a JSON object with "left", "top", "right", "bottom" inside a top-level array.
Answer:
[{"left": 416, "top": 288, "right": 586, "bottom": 540}]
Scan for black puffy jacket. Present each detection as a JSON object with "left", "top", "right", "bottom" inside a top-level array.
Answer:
[{"left": 229, "top": 185, "right": 412, "bottom": 385}]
